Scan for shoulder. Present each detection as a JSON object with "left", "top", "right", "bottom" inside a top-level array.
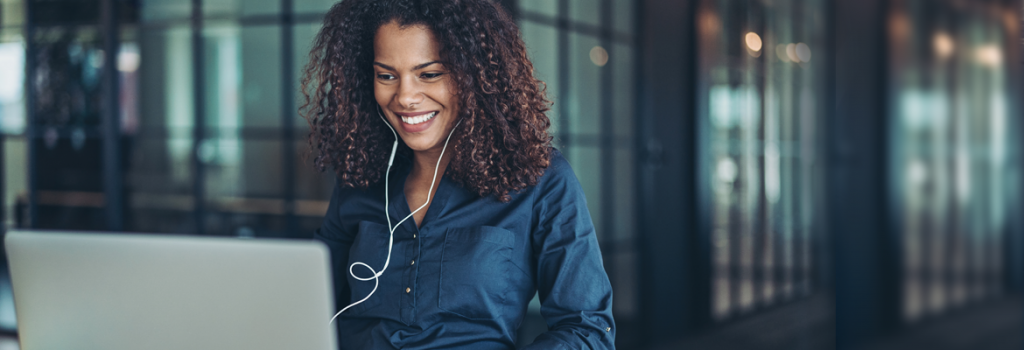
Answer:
[
  {"left": 532, "top": 148, "right": 583, "bottom": 198},
  {"left": 542, "top": 148, "right": 577, "bottom": 180},
  {"left": 325, "top": 176, "right": 383, "bottom": 220},
  {"left": 545, "top": 148, "right": 573, "bottom": 176}
]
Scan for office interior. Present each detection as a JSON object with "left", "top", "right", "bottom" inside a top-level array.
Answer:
[{"left": 0, "top": 0, "right": 1021, "bottom": 349}]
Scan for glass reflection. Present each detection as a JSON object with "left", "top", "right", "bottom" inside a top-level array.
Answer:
[
  {"left": 890, "top": 0, "right": 1018, "bottom": 323},
  {"left": 699, "top": 0, "right": 825, "bottom": 321},
  {"left": 0, "top": 39, "right": 25, "bottom": 135},
  {"left": 127, "top": 0, "right": 340, "bottom": 235}
]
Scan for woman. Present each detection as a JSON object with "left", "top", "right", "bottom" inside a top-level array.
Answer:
[{"left": 302, "top": 0, "right": 614, "bottom": 349}]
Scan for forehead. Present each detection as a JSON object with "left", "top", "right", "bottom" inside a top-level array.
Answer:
[{"left": 373, "top": 21, "right": 441, "bottom": 65}]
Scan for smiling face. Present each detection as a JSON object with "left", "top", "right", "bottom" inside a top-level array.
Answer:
[{"left": 373, "top": 21, "right": 458, "bottom": 155}]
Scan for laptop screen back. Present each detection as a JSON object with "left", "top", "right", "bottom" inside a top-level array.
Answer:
[{"left": 4, "top": 230, "right": 337, "bottom": 350}]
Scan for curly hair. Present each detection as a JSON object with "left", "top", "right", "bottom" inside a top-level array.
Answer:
[{"left": 300, "top": 0, "right": 553, "bottom": 202}]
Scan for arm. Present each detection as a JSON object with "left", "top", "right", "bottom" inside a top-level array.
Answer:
[
  {"left": 312, "top": 182, "right": 355, "bottom": 316},
  {"left": 523, "top": 161, "right": 615, "bottom": 350}
]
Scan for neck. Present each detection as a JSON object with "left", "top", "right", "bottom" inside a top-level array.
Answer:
[{"left": 410, "top": 147, "right": 453, "bottom": 179}]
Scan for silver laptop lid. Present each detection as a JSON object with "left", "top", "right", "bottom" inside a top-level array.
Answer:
[{"left": 5, "top": 230, "right": 337, "bottom": 350}]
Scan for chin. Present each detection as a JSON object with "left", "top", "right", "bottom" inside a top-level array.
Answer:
[{"left": 403, "top": 137, "right": 445, "bottom": 152}]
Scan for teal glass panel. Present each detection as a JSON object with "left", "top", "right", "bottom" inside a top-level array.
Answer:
[
  {"left": 519, "top": 20, "right": 560, "bottom": 138},
  {"left": 612, "top": 0, "right": 633, "bottom": 35},
  {"left": 239, "top": 25, "right": 283, "bottom": 128},
  {"left": 611, "top": 42, "right": 633, "bottom": 138},
  {"left": 295, "top": 0, "right": 338, "bottom": 14},
  {"left": 293, "top": 22, "right": 322, "bottom": 129},
  {"left": 568, "top": 145, "right": 603, "bottom": 242},
  {"left": 567, "top": 32, "right": 600, "bottom": 136},
  {"left": 518, "top": 0, "right": 557, "bottom": 17},
  {"left": 141, "top": 0, "right": 191, "bottom": 23},
  {"left": 568, "top": 0, "right": 599, "bottom": 27}
]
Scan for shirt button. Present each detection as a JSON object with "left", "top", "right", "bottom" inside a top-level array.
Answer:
[
  {"left": 413, "top": 233, "right": 417, "bottom": 238},
  {"left": 410, "top": 260, "right": 415, "bottom": 265},
  {"left": 606, "top": 327, "right": 611, "bottom": 332},
  {"left": 406, "top": 287, "right": 411, "bottom": 293}
]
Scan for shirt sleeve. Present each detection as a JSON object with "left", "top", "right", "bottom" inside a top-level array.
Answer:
[
  {"left": 523, "top": 157, "right": 616, "bottom": 350},
  {"left": 312, "top": 181, "right": 355, "bottom": 314}
]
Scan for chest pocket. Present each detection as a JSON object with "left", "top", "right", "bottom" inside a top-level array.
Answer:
[
  {"left": 438, "top": 226, "right": 515, "bottom": 320},
  {"left": 344, "top": 220, "right": 392, "bottom": 315}
]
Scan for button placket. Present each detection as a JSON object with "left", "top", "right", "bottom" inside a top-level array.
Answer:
[{"left": 399, "top": 225, "right": 421, "bottom": 324}]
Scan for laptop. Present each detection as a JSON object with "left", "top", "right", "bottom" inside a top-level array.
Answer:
[{"left": 4, "top": 230, "right": 338, "bottom": 350}]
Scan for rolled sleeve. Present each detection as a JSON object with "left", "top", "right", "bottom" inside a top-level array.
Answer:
[{"left": 525, "top": 158, "right": 615, "bottom": 350}]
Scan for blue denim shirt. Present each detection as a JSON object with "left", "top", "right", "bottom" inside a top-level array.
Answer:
[{"left": 314, "top": 150, "right": 615, "bottom": 349}]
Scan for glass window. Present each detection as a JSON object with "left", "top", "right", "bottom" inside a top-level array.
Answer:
[
  {"left": 129, "top": 24, "right": 195, "bottom": 233},
  {"left": 567, "top": 32, "right": 601, "bottom": 136},
  {"left": 2, "top": 9, "right": 28, "bottom": 230},
  {"left": 889, "top": 0, "right": 1018, "bottom": 323},
  {"left": 239, "top": 25, "right": 282, "bottom": 128},
  {"left": 568, "top": 0, "right": 599, "bottom": 27},
  {"left": 518, "top": 0, "right": 557, "bottom": 17},
  {"left": 611, "top": 42, "right": 632, "bottom": 138},
  {"left": 293, "top": 22, "right": 322, "bottom": 129},
  {"left": 519, "top": 20, "right": 559, "bottom": 137},
  {"left": 1, "top": 0, "right": 25, "bottom": 27},
  {"left": 294, "top": 0, "right": 338, "bottom": 15},
  {"left": 612, "top": 0, "right": 633, "bottom": 36},
  {"left": 568, "top": 145, "right": 603, "bottom": 240},
  {"left": 141, "top": 0, "right": 191, "bottom": 23},
  {"left": 129, "top": 0, "right": 327, "bottom": 236},
  {"left": 699, "top": 0, "right": 826, "bottom": 321},
  {"left": 202, "top": 0, "right": 282, "bottom": 18},
  {"left": 0, "top": 32, "right": 25, "bottom": 135}
]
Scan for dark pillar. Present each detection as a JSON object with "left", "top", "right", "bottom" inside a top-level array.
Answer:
[
  {"left": 833, "top": 0, "right": 900, "bottom": 349},
  {"left": 1007, "top": 0, "right": 1024, "bottom": 294},
  {"left": 636, "top": 0, "right": 705, "bottom": 347}
]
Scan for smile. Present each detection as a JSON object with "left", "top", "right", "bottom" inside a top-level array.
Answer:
[{"left": 400, "top": 111, "right": 438, "bottom": 125}]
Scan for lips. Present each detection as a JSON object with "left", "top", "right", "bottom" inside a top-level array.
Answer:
[{"left": 394, "top": 111, "right": 439, "bottom": 133}]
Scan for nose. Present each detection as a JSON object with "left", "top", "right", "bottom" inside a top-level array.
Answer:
[{"left": 396, "top": 77, "right": 424, "bottom": 109}]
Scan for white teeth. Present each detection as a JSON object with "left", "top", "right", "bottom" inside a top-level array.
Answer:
[{"left": 401, "top": 111, "right": 437, "bottom": 125}]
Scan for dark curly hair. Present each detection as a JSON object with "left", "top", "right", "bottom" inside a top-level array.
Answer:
[{"left": 300, "top": 0, "right": 553, "bottom": 202}]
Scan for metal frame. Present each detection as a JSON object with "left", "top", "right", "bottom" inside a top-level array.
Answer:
[
  {"left": 280, "top": 0, "right": 297, "bottom": 237},
  {"left": 25, "top": 0, "right": 37, "bottom": 228},
  {"left": 0, "top": 1, "right": 6, "bottom": 233},
  {"left": 190, "top": 0, "right": 206, "bottom": 234},
  {"left": 101, "top": 0, "right": 124, "bottom": 231}
]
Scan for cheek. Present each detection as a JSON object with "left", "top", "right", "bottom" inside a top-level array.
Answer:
[
  {"left": 435, "top": 83, "right": 456, "bottom": 109},
  {"left": 373, "top": 84, "right": 388, "bottom": 106}
]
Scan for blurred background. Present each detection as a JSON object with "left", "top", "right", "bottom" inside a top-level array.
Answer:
[{"left": 0, "top": 0, "right": 1021, "bottom": 349}]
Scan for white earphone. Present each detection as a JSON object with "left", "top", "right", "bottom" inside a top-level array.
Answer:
[{"left": 330, "top": 107, "right": 460, "bottom": 324}]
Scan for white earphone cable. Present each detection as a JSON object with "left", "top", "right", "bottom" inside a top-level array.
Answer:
[{"left": 330, "top": 108, "right": 460, "bottom": 324}]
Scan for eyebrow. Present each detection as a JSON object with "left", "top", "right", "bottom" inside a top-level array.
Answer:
[{"left": 373, "top": 60, "right": 443, "bottom": 71}]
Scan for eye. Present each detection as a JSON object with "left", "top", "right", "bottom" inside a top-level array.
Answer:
[
  {"left": 376, "top": 73, "right": 395, "bottom": 81},
  {"left": 421, "top": 72, "right": 444, "bottom": 79}
]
